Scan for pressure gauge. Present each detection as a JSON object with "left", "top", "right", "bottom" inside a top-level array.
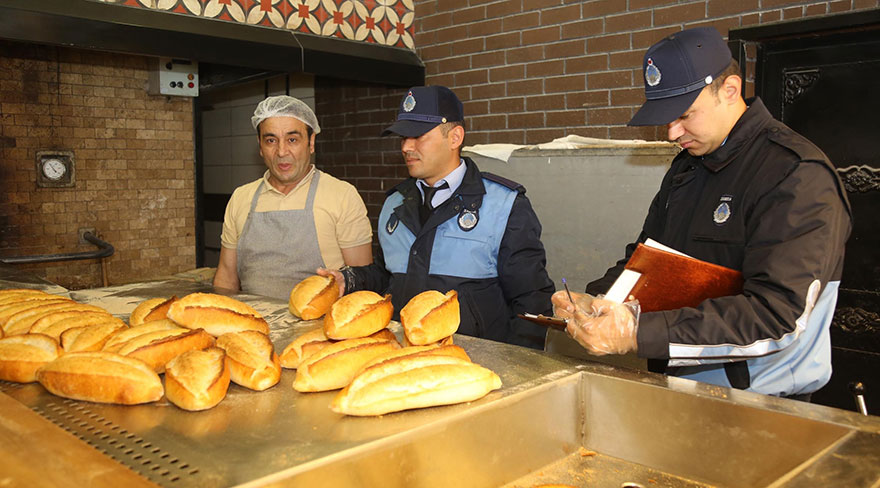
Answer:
[
  {"left": 35, "top": 151, "right": 75, "bottom": 188},
  {"left": 42, "top": 158, "right": 67, "bottom": 181}
]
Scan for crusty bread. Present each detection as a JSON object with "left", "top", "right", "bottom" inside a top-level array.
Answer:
[
  {"left": 358, "top": 344, "right": 471, "bottom": 372},
  {"left": 0, "top": 290, "right": 54, "bottom": 307},
  {"left": 215, "top": 331, "right": 280, "bottom": 391},
  {"left": 117, "top": 328, "right": 215, "bottom": 373},
  {"left": 293, "top": 337, "right": 400, "bottom": 392},
  {"left": 129, "top": 296, "right": 178, "bottom": 326},
  {"left": 165, "top": 347, "right": 230, "bottom": 411},
  {"left": 331, "top": 354, "right": 502, "bottom": 416},
  {"left": 167, "top": 293, "right": 269, "bottom": 337},
  {"left": 30, "top": 312, "right": 120, "bottom": 340},
  {"left": 36, "top": 352, "right": 164, "bottom": 405},
  {"left": 4, "top": 303, "right": 108, "bottom": 337},
  {"left": 0, "top": 299, "right": 74, "bottom": 332},
  {"left": 402, "top": 333, "right": 454, "bottom": 348},
  {"left": 280, "top": 328, "right": 331, "bottom": 369},
  {"left": 400, "top": 290, "right": 460, "bottom": 346},
  {"left": 323, "top": 291, "right": 393, "bottom": 340},
  {"left": 289, "top": 275, "right": 340, "bottom": 320},
  {"left": 60, "top": 321, "right": 128, "bottom": 353},
  {"left": 0, "top": 334, "right": 63, "bottom": 383},
  {"left": 102, "top": 319, "right": 183, "bottom": 353}
]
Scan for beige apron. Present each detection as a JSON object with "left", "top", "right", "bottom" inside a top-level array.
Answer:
[{"left": 236, "top": 170, "right": 325, "bottom": 299}]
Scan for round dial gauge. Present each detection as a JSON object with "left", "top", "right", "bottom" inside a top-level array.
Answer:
[{"left": 42, "top": 158, "right": 67, "bottom": 181}]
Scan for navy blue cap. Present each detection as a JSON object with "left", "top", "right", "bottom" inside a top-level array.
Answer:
[
  {"left": 382, "top": 86, "right": 464, "bottom": 137},
  {"left": 628, "top": 27, "right": 732, "bottom": 126}
]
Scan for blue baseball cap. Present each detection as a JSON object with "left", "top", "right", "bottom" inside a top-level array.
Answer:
[
  {"left": 628, "top": 27, "right": 733, "bottom": 126},
  {"left": 382, "top": 86, "right": 464, "bottom": 137}
]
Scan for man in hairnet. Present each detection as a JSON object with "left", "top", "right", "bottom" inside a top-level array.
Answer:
[{"left": 213, "top": 95, "right": 373, "bottom": 300}]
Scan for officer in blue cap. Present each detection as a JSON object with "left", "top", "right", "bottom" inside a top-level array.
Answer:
[
  {"left": 321, "top": 86, "right": 555, "bottom": 349},
  {"left": 553, "top": 27, "right": 852, "bottom": 401}
]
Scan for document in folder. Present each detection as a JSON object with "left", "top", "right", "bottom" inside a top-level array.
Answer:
[{"left": 605, "top": 239, "right": 744, "bottom": 312}]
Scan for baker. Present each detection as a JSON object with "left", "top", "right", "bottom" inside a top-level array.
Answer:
[
  {"left": 213, "top": 95, "right": 373, "bottom": 300},
  {"left": 552, "top": 27, "right": 852, "bottom": 400},
  {"left": 321, "top": 86, "right": 555, "bottom": 349}
]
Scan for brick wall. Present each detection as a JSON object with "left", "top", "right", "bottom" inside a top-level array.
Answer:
[
  {"left": 316, "top": 0, "right": 878, "bottom": 229},
  {"left": 0, "top": 41, "right": 195, "bottom": 289}
]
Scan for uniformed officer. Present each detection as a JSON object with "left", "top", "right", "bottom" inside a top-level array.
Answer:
[
  {"left": 552, "top": 27, "right": 852, "bottom": 400},
  {"left": 322, "top": 86, "right": 555, "bottom": 349}
]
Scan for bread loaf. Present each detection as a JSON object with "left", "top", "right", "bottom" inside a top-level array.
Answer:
[
  {"left": 129, "top": 296, "right": 178, "bottom": 326},
  {"left": 165, "top": 347, "right": 230, "bottom": 411},
  {"left": 30, "top": 312, "right": 120, "bottom": 340},
  {"left": 117, "top": 327, "right": 215, "bottom": 373},
  {"left": 102, "top": 319, "right": 183, "bottom": 353},
  {"left": 358, "top": 344, "right": 471, "bottom": 372},
  {"left": 323, "top": 291, "right": 393, "bottom": 340},
  {"left": 289, "top": 275, "right": 339, "bottom": 320},
  {"left": 167, "top": 293, "right": 269, "bottom": 337},
  {"left": 0, "top": 334, "right": 63, "bottom": 383},
  {"left": 5, "top": 302, "right": 108, "bottom": 337},
  {"left": 215, "top": 331, "right": 280, "bottom": 391},
  {"left": 0, "top": 299, "right": 73, "bottom": 331},
  {"left": 402, "top": 333, "right": 454, "bottom": 348},
  {"left": 0, "top": 289, "right": 53, "bottom": 306},
  {"left": 280, "top": 328, "right": 331, "bottom": 369},
  {"left": 400, "top": 290, "right": 460, "bottom": 346},
  {"left": 36, "top": 352, "right": 164, "bottom": 404},
  {"left": 60, "top": 321, "right": 128, "bottom": 352},
  {"left": 331, "top": 354, "right": 502, "bottom": 416},
  {"left": 293, "top": 337, "right": 400, "bottom": 392}
]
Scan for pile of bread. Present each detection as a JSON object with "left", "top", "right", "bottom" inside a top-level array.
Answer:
[
  {"left": 0, "top": 288, "right": 278, "bottom": 411},
  {"left": 285, "top": 275, "right": 502, "bottom": 416}
]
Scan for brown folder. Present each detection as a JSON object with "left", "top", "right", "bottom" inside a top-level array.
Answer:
[{"left": 607, "top": 241, "right": 744, "bottom": 313}]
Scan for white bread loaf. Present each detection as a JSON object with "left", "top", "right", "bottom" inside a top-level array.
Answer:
[
  {"left": 4, "top": 303, "right": 107, "bottom": 337},
  {"left": 60, "top": 321, "right": 128, "bottom": 353},
  {"left": 0, "top": 333, "right": 63, "bottom": 383},
  {"left": 323, "top": 291, "right": 393, "bottom": 340},
  {"left": 400, "top": 290, "right": 460, "bottom": 346},
  {"left": 0, "top": 289, "right": 54, "bottom": 306},
  {"left": 129, "top": 296, "right": 178, "bottom": 326},
  {"left": 30, "top": 312, "right": 121, "bottom": 340},
  {"left": 358, "top": 344, "right": 471, "bottom": 372},
  {"left": 331, "top": 354, "right": 502, "bottom": 416},
  {"left": 293, "top": 337, "right": 400, "bottom": 392},
  {"left": 116, "top": 327, "right": 215, "bottom": 373},
  {"left": 102, "top": 319, "right": 183, "bottom": 353},
  {"left": 402, "top": 333, "right": 454, "bottom": 348},
  {"left": 289, "top": 275, "right": 340, "bottom": 320},
  {"left": 0, "top": 299, "right": 74, "bottom": 332},
  {"left": 36, "top": 352, "right": 164, "bottom": 404},
  {"left": 165, "top": 347, "right": 230, "bottom": 411},
  {"left": 167, "top": 293, "right": 269, "bottom": 337},
  {"left": 280, "top": 327, "right": 398, "bottom": 370},
  {"left": 215, "top": 331, "right": 280, "bottom": 391}
]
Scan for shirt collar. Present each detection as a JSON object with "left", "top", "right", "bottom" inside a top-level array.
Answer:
[
  {"left": 417, "top": 159, "right": 466, "bottom": 208},
  {"left": 261, "top": 164, "right": 315, "bottom": 195}
]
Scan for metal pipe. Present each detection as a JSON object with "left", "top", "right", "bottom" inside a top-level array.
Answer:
[{"left": 0, "top": 232, "right": 114, "bottom": 264}]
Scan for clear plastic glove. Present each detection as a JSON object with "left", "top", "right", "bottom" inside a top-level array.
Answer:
[
  {"left": 551, "top": 290, "right": 639, "bottom": 356},
  {"left": 316, "top": 267, "right": 346, "bottom": 296}
]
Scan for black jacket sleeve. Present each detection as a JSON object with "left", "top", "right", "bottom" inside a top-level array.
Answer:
[
  {"left": 344, "top": 244, "right": 391, "bottom": 295},
  {"left": 497, "top": 192, "right": 556, "bottom": 348}
]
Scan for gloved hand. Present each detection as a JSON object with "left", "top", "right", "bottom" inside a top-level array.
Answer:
[
  {"left": 316, "top": 267, "right": 346, "bottom": 296},
  {"left": 551, "top": 290, "right": 639, "bottom": 356}
]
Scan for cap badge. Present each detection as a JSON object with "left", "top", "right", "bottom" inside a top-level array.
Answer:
[
  {"left": 713, "top": 195, "right": 733, "bottom": 225},
  {"left": 645, "top": 58, "right": 661, "bottom": 87},
  {"left": 403, "top": 91, "right": 416, "bottom": 112},
  {"left": 458, "top": 208, "right": 478, "bottom": 232}
]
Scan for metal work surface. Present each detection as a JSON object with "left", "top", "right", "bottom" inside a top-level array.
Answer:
[{"left": 1, "top": 276, "right": 880, "bottom": 487}]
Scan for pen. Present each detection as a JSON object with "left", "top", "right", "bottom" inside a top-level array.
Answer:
[{"left": 561, "top": 277, "right": 574, "bottom": 305}]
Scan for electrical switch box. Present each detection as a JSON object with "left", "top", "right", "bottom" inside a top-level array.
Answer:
[{"left": 148, "top": 57, "right": 199, "bottom": 97}]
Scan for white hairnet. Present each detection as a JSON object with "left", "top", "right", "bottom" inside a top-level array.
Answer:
[{"left": 251, "top": 95, "right": 321, "bottom": 134}]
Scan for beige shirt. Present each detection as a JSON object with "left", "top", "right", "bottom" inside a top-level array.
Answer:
[{"left": 220, "top": 166, "right": 372, "bottom": 269}]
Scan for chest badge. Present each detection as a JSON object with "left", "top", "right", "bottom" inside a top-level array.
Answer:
[
  {"left": 713, "top": 195, "right": 733, "bottom": 225},
  {"left": 458, "top": 208, "right": 478, "bottom": 231},
  {"left": 386, "top": 213, "right": 399, "bottom": 234}
]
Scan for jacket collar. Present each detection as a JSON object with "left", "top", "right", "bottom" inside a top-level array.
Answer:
[{"left": 700, "top": 97, "right": 772, "bottom": 173}]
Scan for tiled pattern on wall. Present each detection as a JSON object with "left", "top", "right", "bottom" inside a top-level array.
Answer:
[{"left": 95, "top": 0, "right": 415, "bottom": 49}]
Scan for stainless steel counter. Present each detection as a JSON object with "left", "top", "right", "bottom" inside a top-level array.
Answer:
[{"left": 1, "top": 276, "right": 879, "bottom": 487}]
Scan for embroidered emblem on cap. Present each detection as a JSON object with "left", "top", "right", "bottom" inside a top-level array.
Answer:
[
  {"left": 645, "top": 58, "right": 661, "bottom": 87},
  {"left": 458, "top": 208, "right": 478, "bottom": 231},
  {"left": 403, "top": 91, "right": 416, "bottom": 112},
  {"left": 713, "top": 195, "right": 733, "bottom": 225},
  {"left": 386, "top": 213, "right": 399, "bottom": 234}
]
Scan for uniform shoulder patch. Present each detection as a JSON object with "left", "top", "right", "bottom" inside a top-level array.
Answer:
[
  {"left": 482, "top": 172, "right": 524, "bottom": 193},
  {"left": 766, "top": 122, "right": 826, "bottom": 163}
]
